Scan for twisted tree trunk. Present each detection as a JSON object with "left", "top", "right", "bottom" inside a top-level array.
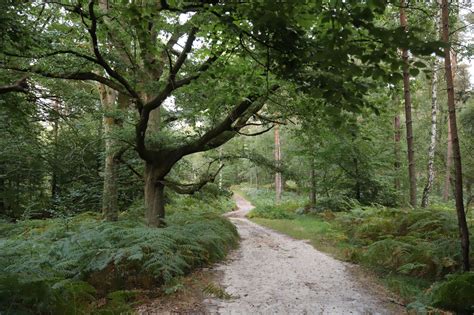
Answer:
[{"left": 144, "top": 163, "right": 166, "bottom": 227}]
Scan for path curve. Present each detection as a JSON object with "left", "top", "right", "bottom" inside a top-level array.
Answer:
[{"left": 204, "top": 193, "right": 404, "bottom": 314}]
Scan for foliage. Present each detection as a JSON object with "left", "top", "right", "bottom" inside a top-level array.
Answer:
[
  {"left": 239, "top": 186, "right": 305, "bottom": 219},
  {"left": 0, "top": 194, "right": 237, "bottom": 314},
  {"left": 429, "top": 272, "right": 474, "bottom": 313},
  {"left": 247, "top": 204, "right": 296, "bottom": 220},
  {"left": 337, "top": 206, "right": 472, "bottom": 278},
  {"left": 94, "top": 290, "right": 140, "bottom": 315},
  {"left": 203, "top": 282, "right": 234, "bottom": 300}
]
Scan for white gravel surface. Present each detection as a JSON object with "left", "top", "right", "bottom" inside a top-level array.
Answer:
[{"left": 204, "top": 194, "right": 405, "bottom": 315}]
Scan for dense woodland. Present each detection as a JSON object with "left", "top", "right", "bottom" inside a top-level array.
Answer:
[{"left": 0, "top": 0, "right": 473, "bottom": 314}]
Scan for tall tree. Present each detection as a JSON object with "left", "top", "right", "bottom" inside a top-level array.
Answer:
[
  {"left": 98, "top": 83, "right": 119, "bottom": 221},
  {"left": 443, "top": 51, "right": 458, "bottom": 202},
  {"left": 441, "top": 0, "right": 470, "bottom": 271},
  {"left": 400, "top": 0, "right": 417, "bottom": 207},
  {"left": 309, "top": 155, "right": 317, "bottom": 209},
  {"left": 274, "top": 124, "right": 282, "bottom": 204},
  {"left": 393, "top": 100, "right": 401, "bottom": 191},
  {"left": 421, "top": 59, "right": 440, "bottom": 208}
]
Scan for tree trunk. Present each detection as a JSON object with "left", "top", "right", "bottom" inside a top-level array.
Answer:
[
  {"left": 144, "top": 163, "right": 165, "bottom": 227},
  {"left": 400, "top": 1, "right": 417, "bottom": 207},
  {"left": 309, "top": 157, "right": 316, "bottom": 209},
  {"left": 421, "top": 60, "right": 439, "bottom": 207},
  {"left": 274, "top": 124, "right": 282, "bottom": 204},
  {"left": 99, "top": 84, "right": 119, "bottom": 221},
  {"left": 394, "top": 113, "right": 401, "bottom": 190},
  {"left": 441, "top": 0, "right": 470, "bottom": 271},
  {"left": 443, "top": 114, "right": 453, "bottom": 201},
  {"left": 218, "top": 148, "right": 223, "bottom": 190},
  {"left": 0, "top": 164, "right": 5, "bottom": 215},
  {"left": 51, "top": 100, "right": 60, "bottom": 201}
]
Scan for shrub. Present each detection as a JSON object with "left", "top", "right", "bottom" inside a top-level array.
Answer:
[
  {"left": 429, "top": 272, "right": 474, "bottom": 314},
  {"left": 0, "top": 194, "right": 238, "bottom": 313},
  {"left": 313, "top": 196, "right": 354, "bottom": 212},
  {"left": 335, "top": 206, "right": 473, "bottom": 279},
  {"left": 247, "top": 204, "right": 296, "bottom": 219}
]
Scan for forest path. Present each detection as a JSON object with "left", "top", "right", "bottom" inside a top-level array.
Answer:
[{"left": 204, "top": 193, "right": 404, "bottom": 314}]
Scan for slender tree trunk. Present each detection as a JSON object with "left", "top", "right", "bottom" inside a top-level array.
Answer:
[
  {"left": 443, "top": 51, "right": 458, "bottom": 202},
  {"left": 255, "top": 166, "right": 259, "bottom": 189},
  {"left": 310, "top": 157, "right": 316, "bottom": 209},
  {"left": 144, "top": 163, "right": 165, "bottom": 227},
  {"left": 0, "top": 164, "right": 5, "bottom": 215},
  {"left": 400, "top": 1, "right": 417, "bottom": 207},
  {"left": 421, "top": 60, "right": 440, "bottom": 207},
  {"left": 99, "top": 84, "right": 119, "bottom": 221},
  {"left": 274, "top": 124, "right": 282, "bottom": 204},
  {"left": 441, "top": 0, "right": 470, "bottom": 271},
  {"left": 218, "top": 148, "right": 223, "bottom": 190},
  {"left": 51, "top": 100, "right": 60, "bottom": 201},
  {"left": 394, "top": 113, "right": 401, "bottom": 190},
  {"left": 353, "top": 157, "right": 362, "bottom": 201},
  {"left": 443, "top": 114, "right": 453, "bottom": 201}
]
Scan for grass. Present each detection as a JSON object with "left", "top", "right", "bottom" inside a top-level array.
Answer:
[{"left": 251, "top": 217, "right": 349, "bottom": 259}]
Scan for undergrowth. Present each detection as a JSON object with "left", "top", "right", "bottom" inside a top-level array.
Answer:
[
  {"left": 0, "top": 190, "right": 237, "bottom": 314},
  {"left": 241, "top": 186, "right": 474, "bottom": 313},
  {"left": 239, "top": 186, "right": 305, "bottom": 219}
]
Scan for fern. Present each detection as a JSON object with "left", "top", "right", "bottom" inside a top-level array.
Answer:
[
  {"left": 0, "top": 194, "right": 238, "bottom": 313},
  {"left": 336, "top": 206, "right": 474, "bottom": 278}
]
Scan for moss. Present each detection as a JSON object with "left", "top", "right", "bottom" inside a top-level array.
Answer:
[{"left": 430, "top": 272, "right": 474, "bottom": 314}]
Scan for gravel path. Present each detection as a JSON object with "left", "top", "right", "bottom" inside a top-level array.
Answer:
[{"left": 204, "top": 194, "right": 405, "bottom": 315}]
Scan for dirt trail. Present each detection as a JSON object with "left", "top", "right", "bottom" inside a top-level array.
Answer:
[{"left": 204, "top": 194, "right": 404, "bottom": 314}]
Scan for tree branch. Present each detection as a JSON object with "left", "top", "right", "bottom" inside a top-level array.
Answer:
[
  {"left": 3, "top": 50, "right": 99, "bottom": 65},
  {"left": 237, "top": 124, "right": 274, "bottom": 136},
  {"left": 2, "top": 65, "right": 127, "bottom": 94},
  {"left": 86, "top": 1, "right": 141, "bottom": 103},
  {"left": 176, "top": 85, "right": 279, "bottom": 157},
  {"left": 170, "top": 27, "right": 198, "bottom": 78},
  {"left": 160, "top": 164, "right": 224, "bottom": 194},
  {"left": 0, "top": 77, "right": 28, "bottom": 94}
]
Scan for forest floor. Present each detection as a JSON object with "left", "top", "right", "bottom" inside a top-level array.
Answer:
[{"left": 202, "top": 194, "right": 405, "bottom": 314}]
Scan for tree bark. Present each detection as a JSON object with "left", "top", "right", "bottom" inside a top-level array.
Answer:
[
  {"left": 443, "top": 122, "right": 453, "bottom": 201},
  {"left": 51, "top": 100, "right": 60, "bottom": 201},
  {"left": 310, "top": 157, "right": 316, "bottom": 209},
  {"left": 441, "top": 0, "right": 470, "bottom": 271},
  {"left": 274, "top": 124, "right": 282, "bottom": 204},
  {"left": 394, "top": 112, "right": 401, "bottom": 190},
  {"left": 421, "top": 60, "right": 439, "bottom": 207},
  {"left": 218, "top": 147, "right": 223, "bottom": 190},
  {"left": 99, "top": 83, "right": 119, "bottom": 221},
  {"left": 443, "top": 51, "right": 458, "bottom": 202},
  {"left": 400, "top": 1, "right": 417, "bottom": 207},
  {"left": 144, "top": 163, "right": 165, "bottom": 227}
]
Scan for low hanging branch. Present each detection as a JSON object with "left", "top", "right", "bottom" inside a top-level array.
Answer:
[
  {"left": 0, "top": 77, "right": 28, "bottom": 94},
  {"left": 160, "top": 164, "right": 225, "bottom": 194},
  {"left": 237, "top": 124, "right": 275, "bottom": 136}
]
